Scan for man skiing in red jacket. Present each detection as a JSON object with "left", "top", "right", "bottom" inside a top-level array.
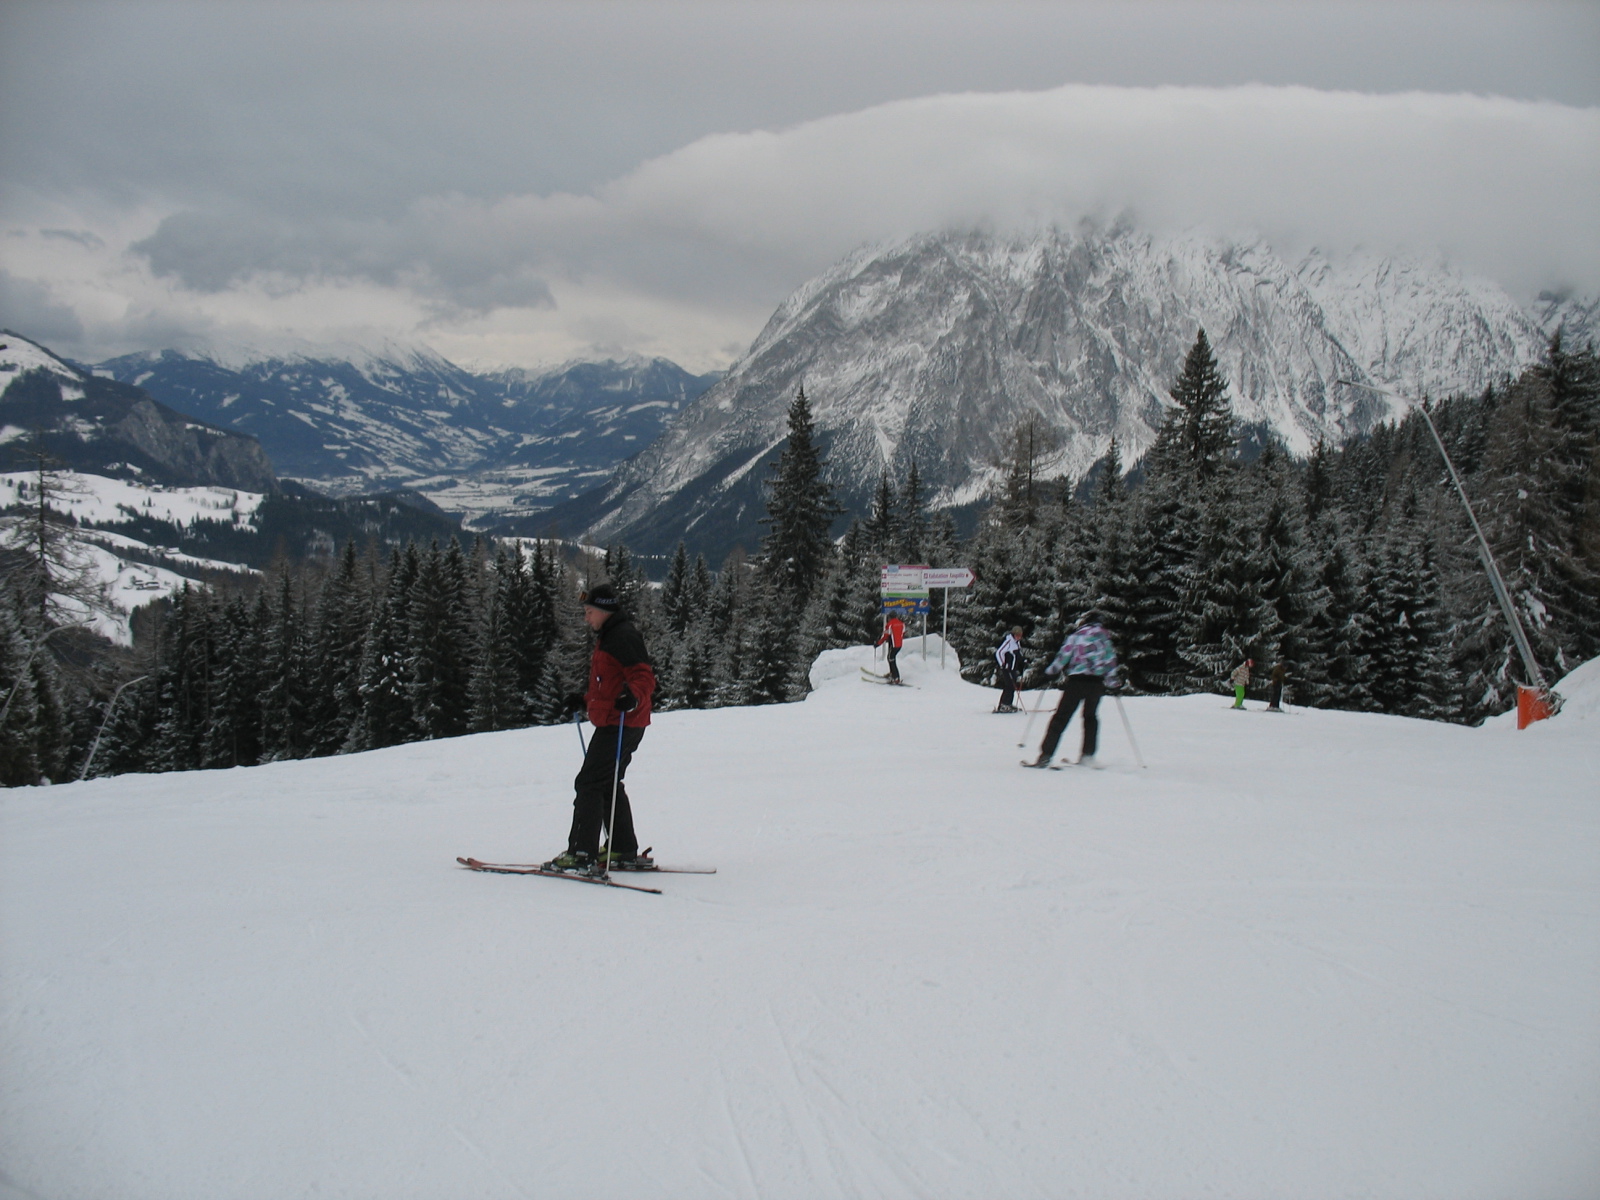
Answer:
[
  {"left": 547, "top": 583, "right": 657, "bottom": 874},
  {"left": 876, "top": 612, "right": 907, "bottom": 683}
]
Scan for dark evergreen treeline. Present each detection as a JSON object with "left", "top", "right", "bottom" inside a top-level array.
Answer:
[
  {"left": 946, "top": 330, "right": 1600, "bottom": 721},
  {"left": 4, "top": 332, "right": 1596, "bottom": 785}
]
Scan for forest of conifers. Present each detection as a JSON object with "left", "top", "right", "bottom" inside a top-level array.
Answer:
[{"left": 2, "top": 330, "right": 1595, "bottom": 785}]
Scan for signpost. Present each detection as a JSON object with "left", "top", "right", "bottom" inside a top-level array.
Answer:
[{"left": 880, "top": 565, "right": 975, "bottom": 667}]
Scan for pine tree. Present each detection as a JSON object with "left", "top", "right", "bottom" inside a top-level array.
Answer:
[
  {"left": 707, "top": 554, "right": 748, "bottom": 706},
  {"left": 204, "top": 592, "right": 264, "bottom": 767},
  {"left": 1299, "top": 519, "right": 1378, "bottom": 712},
  {"left": 0, "top": 434, "right": 109, "bottom": 632},
  {"left": 149, "top": 586, "right": 220, "bottom": 772},
  {"left": 1367, "top": 526, "right": 1457, "bottom": 720},
  {"left": 1096, "top": 436, "right": 1125, "bottom": 508},
  {"left": 510, "top": 542, "right": 561, "bottom": 722},
  {"left": 994, "top": 414, "right": 1060, "bottom": 529},
  {"left": 408, "top": 541, "right": 472, "bottom": 740},
  {"left": 355, "top": 548, "right": 416, "bottom": 750},
  {"left": 864, "top": 472, "right": 897, "bottom": 560},
  {"left": 670, "top": 618, "right": 716, "bottom": 710},
  {"left": 307, "top": 542, "right": 370, "bottom": 755},
  {"left": 896, "top": 461, "right": 927, "bottom": 563},
  {"left": 1100, "top": 481, "right": 1201, "bottom": 692},
  {"left": 469, "top": 548, "right": 522, "bottom": 732},
  {"left": 1255, "top": 484, "right": 1328, "bottom": 690},
  {"left": 952, "top": 520, "right": 1054, "bottom": 687},
  {"left": 739, "top": 571, "right": 801, "bottom": 705},
  {"left": 0, "top": 592, "right": 43, "bottom": 785},
  {"left": 661, "top": 541, "right": 693, "bottom": 637},
  {"left": 760, "top": 386, "right": 841, "bottom": 610},
  {"left": 1148, "top": 328, "right": 1236, "bottom": 480},
  {"left": 259, "top": 570, "right": 307, "bottom": 761},
  {"left": 1176, "top": 490, "right": 1282, "bottom": 692}
]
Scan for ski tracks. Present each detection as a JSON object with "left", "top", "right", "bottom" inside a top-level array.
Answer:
[{"left": 345, "top": 1010, "right": 534, "bottom": 1200}]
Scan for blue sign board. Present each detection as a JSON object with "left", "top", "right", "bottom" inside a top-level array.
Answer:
[{"left": 881, "top": 594, "right": 931, "bottom": 616}]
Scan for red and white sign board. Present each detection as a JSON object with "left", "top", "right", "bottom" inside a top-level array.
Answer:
[
  {"left": 880, "top": 565, "right": 929, "bottom": 592},
  {"left": 922, "top": 568, "right": 975, "bottom": 589}
]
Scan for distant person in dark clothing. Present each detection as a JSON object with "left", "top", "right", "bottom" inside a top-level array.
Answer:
[
  {"left": 1268, "top": 661, "right": 1288, "bottom": 712},
  {"left": 546, "top": 584, "right": 657, "bottom": 874}
]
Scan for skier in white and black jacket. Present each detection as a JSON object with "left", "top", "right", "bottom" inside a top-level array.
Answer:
[{"left": 994, "top": 627, "right": 1024, "bottom": 712}]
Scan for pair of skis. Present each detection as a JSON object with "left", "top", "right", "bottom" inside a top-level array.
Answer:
[
  {"left": 456, "top": 853, "right": 715, "bottom": 896},
  {"left": 860, "top": 667, "right": 914, "bottom": 687}
]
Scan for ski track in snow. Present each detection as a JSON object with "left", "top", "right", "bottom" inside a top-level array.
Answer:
[{"left": 2, "top": 641, "right": 1598, "bottom": 1199}]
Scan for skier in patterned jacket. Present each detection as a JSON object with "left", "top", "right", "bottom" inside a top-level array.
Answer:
[
  {"left": 547, "top": 583, "right": 658, "bottom": 874},
  {"left": 1026, "top": 611, "right": 1121, "bottom": 769},
  {"left": 1230, "top": 658, "right": 1253, "bottom": 709}
]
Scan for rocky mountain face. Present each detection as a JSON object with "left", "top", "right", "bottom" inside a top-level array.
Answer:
[
  {"left": 94, "top": 346, "right": 720, "bottom": 526},
  {"left": 1, "top": 332, "right": 277, "bottom": 492},
  {"left": 554, "top": 226, "right": 1575, "bottom": 560}
]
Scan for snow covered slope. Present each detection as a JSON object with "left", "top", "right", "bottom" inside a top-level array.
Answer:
[
  {"left": 3, "top": 645, "right": 1596, "bottom": 1199},
  {"left": 567, "top": 227, "right": 1568, "bottom": 557},
  {"left": 0, "top": 470, "right": 263, "bottom": 643},
  {"left": 1, "top": 332, "right": 277, "bottom": 493}
]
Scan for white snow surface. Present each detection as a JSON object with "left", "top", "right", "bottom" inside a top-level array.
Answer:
[
  {"left": 0, "top": 337, "right": 85, "bottom": 388},
  {"left": 3, "top": 642, "right": 1597, "bottom": 1200},
  {"left": 0, "top": 472, "right": 263, "bottom": 643},
  {"left": 0, "top": 471, "right": 264, "bottom": 532}
]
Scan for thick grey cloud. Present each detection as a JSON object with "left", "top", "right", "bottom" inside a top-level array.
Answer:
[
  {"left": 0, "top": 268, "right": 85, "bottom": 345},
  {"left": 4, "top": 1, "right": 1596, "bottom": 212},
  {"left": 123, "top": 85, "right": 1600, "bottom": 306},
  {"left": 1, "top": 2, "right": 1596, "bottom": 366}
]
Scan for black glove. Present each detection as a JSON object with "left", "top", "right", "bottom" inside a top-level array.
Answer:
[
  {"left": 563, "top": 692, "right": 587, "bottom": 717},
  {"left": 614, "top": 688, "right": 636, "bottom": 713}
]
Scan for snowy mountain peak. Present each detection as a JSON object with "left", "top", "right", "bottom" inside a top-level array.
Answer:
[
  {"left": 558, "top": 225, "right": 1573, "bottom": 558},
  {"left": 1, "top": 329, "right": 89, "bottom": 390}
]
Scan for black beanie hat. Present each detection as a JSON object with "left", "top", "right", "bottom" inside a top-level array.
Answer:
[{"left": 582, "top": 583, "right": 621, "bottom": 612}]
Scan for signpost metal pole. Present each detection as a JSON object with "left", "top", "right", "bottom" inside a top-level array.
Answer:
[{"left": 941, "top": 587, "right": 949, "bottom": 668}]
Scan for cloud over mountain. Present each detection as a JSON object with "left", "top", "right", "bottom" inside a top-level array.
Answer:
[{"left": 9, "top": 84, "right": 1599, "bottom": 369}]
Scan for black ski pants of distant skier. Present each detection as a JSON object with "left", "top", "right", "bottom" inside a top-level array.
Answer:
[
  {"left": 997, "top": 668, "right": 1019, "bottom": 709},
  {"left": 567, "top": 724, "right": 644, "bottom": 858},
  {"left": 1039, "top": 674, "right": 1104, "bottom": 761},
  {"left": 885, "top": 642, "right": 901, "bottom": 681}
]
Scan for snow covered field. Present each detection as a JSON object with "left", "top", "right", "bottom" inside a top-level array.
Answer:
[
  {"left": 0, "top": 471, "right": 262, "bottom": 642},
  {"left": 2, "top": 643, "right": 1597, "bottom": 1200}
]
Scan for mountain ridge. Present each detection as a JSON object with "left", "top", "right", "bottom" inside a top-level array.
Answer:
[
  {"left": 1, "top": 330, "right": 277, "bottom": 492},
  {"left": 553, "top": 226, "right": 1584, "bottom": 559},
  {"left": 92, "top": 346, "right": 722, "bottom": 526}
]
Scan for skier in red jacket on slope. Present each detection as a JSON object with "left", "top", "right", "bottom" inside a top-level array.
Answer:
[
  {"left": 546, "top": 583, "right": 657, "bottom": 874},
  {"left": 876, "top": 613, "right": 907, "bottom": 684}
]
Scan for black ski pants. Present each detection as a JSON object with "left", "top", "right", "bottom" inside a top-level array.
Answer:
[
  {"left": 567, "top": 723, "right": 644, "bottom": 857},
  {"left": 885, "top": 642, "right": 901, "bottom": 681},
  {"left": 1039, "top": 674, "right": 1104, "bottom": 760},
  {"left": 997, "top": 668, "right": 1019, "bottom": 708}
]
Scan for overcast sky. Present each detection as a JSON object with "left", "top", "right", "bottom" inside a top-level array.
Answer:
[{"left": 2, "top": 0, "right": 1597, "bottom": 371}]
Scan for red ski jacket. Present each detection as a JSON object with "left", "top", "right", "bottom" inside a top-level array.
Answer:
[
  {"left": 877, "top": 616, "right": 906, "bottom": 649},
  {"left": 586, "top": 613, "right": 656, "bottom": 729}
]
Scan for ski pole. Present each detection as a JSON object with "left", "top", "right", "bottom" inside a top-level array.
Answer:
[
  {"left": 1113, "top": 695, "right": 1146, "bottom": 769},
  {"left": 1018, "top": 684, "right": 1049, "bottom": 748},
  {"left": 602, "top": 707, "right": 627, "bottom": 877},
  {"left": 573, "top": 709, "right": 587, "bottom": 755}
]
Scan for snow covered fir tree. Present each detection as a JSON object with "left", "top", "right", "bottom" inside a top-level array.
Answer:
[{"left": 2, "top": 332, "right": 1597, "bottom": 785}]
